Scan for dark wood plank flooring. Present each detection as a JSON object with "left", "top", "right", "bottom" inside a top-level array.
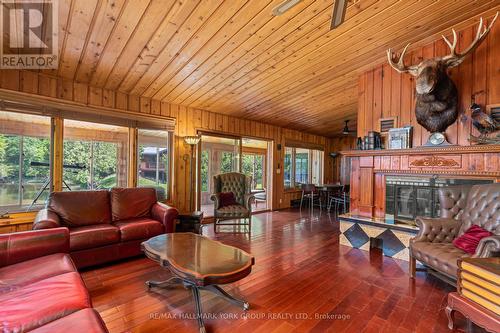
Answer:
[{"left": 81, "top": 209, "right": 474, "bottom": 333}]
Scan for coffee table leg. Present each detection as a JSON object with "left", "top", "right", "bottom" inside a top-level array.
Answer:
[
  {"left": 145, "top": 277, "right": 183, "bottom": 290},
  {"left": 201, "top": 285, "right": 250, "bottom": 310},
  {"left": 190, "top": 285, "right": 207, "bottom": 333}
]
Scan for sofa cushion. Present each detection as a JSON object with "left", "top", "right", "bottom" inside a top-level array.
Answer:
[
  {"left": 0, "top": 253, "right": 76, "bottom": 293},
  {"left": 70, "top": 224, "right": 120, "bottom": 251},
  {"left": 0, "top": 272, "right": 92, "bottom": 332},
  {"left": 453, "top": 225, "right": 493, "bottom": 254},
  {"left": 113, "top": 218, "right": 164, "bottom": 242},
  {"left": 411, "top": 242, "right": 470, "bottom": 278},
  {"left": 219, "top": 192, "right": 238, "bottom": 208},
  {"left": 30, "top": 309, "right": 108, "bottom": 333},
  {"left": 48, "top": 190, "right": 111, "bottom": 227},
  {"left": 111, "top": 187, "right": 157, "bottom": 221}
]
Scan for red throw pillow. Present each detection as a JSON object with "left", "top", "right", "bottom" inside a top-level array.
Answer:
[
  {"left": 219, "top": 192, "right": 238, "bottom": 208},
  {"left": 452, "top": 225, "right": 493, "bottom": 254}
]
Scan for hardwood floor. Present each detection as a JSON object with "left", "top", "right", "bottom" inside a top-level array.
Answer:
[{"left": 81, "top": 209, "right": 473, "bottom": 333}]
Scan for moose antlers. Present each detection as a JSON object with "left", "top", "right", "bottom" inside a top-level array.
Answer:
[{"left": 387, "top": 12, "right": 498, "bottom": 75}]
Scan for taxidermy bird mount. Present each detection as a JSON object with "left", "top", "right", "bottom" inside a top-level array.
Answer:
[
  {"left": 387, "top": 12, "right": 498, "bottom": 146},
  {"left": 469, "top": 103, "right": 500, "bottom": 144}
]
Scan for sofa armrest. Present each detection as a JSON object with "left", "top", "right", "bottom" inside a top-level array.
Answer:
[
  {"left": 33, "top": 209, "right": 61, "bottom": 230},
  {"left": 210, "top": 193, "right": 220, "bottom": 209},
  {"left": 244, "top": 193, "right": 255, "bottom": 211},
  {"left": 473, "top": 235, "right": 500, "bottom": 258},
  {"left": 0, "top": 228, "right": 69, "bottom": 268},
  {"left": 151, "top": 202, "right": 179, "bottom": 233},
  {"left": 412, "top": 217, "right": 461, "bottom": 243}
]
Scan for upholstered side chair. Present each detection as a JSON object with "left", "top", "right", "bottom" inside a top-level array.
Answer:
[
  {"left": 409, "top": 183, "right": 500, "bottom": 282},
  {"left": 210, "top": 172, "right": 255, "bottom": 232}
]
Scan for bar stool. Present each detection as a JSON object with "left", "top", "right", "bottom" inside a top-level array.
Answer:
[{"left": 300, "top": 184, "right": 322, "bottom": 210}]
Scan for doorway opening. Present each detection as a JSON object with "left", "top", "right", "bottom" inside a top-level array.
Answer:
[{"left": 197, "top": 133, "right": 272, "bottom": 218}]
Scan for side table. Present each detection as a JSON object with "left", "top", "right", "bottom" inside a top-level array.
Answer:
[{"left": 176, "top": 211, "right": 204, "bottom": 234}]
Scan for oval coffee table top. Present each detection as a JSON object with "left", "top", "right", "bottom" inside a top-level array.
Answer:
[{"left": 142, "top": 233, "right": 255, "bottom": 286}]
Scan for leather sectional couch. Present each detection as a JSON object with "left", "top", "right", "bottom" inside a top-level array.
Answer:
[
  {"left": 410, "top": 183, "right": 500, "bottom": 281},
  {"left": 0, "top": 228, "right": 108, "bottom": 332},
  {"left": 33, "top": 187, "right": 178, "bottom": 268}
]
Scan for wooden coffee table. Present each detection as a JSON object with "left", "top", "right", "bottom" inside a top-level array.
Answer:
[{"left": 141, "top": 233, "right": 255, "bottom": 333}]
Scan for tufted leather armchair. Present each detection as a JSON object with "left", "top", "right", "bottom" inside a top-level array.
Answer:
[
  {"left": 210, "top": 172, "right": 255, "bottom": 231},
  {"left": 409, "top": 183, "right": 500, "bottom": 281}
]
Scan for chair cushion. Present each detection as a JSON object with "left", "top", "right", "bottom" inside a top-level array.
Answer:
[
  {"left": 110, "top": 187, "right": 157, "bottom": 221},
  {"left": 30, "top": 308, "right": 108, "bottom": 333},
  {"left": 453, "top": 225, "right": 493, "bottom": 254},
  {"left": 70, "top": 224, "right": 120, "bottom": 251},
  {"left": 48, "top": 190, "right": 111, "bottom": 227},
  {"left": 219, "top": 192, "right": 238, "bottom": 208},
  {"left": 113, "top": 218, "right": 164, "bottom": 242},
  {"left": 411, "top": 241, "right": 470, "bottom": 278},
  {"left": 0, "top": 272, "right": 92, "bottom": 332},
  {"left": 0, "top": 253, "right": 76, "bottom": 293},
  {"left": 215, "top": 204, "right": 249, "bottom": 217}
]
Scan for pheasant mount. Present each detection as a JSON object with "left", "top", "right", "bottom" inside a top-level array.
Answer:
[{"left": 387, "top": 13, "right": 498, "bottom": 146}]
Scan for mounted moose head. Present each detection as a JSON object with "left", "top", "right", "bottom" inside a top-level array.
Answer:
[{"left": 387, "top": 12, "right": 498, "bottom": 135}]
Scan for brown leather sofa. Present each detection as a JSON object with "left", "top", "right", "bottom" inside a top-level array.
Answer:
[
  {"left": 0, "top": 228, "right": 108, "bottom": 332},
  {"left": 33, "top": 187, "right": 178, "bottom": 269},
  {"left": 410, "top": 183, "right": 500, "bottom": 281}
]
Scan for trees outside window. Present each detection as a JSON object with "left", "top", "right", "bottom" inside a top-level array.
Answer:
[
  {"left": 242, "top": 153, "right": 264, "bottom": 190},
  {"left": 0, "top": 112, "right": 51, "bottom": 210},
  {"left": 137, "top": 129, "right": 170, "bottom": 198},
  {"left": 284, "top": 147, "right": 323, "bottom": 188}
]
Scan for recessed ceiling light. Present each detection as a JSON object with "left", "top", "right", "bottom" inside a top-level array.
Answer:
[{"left": 272, "top": 0, "right": 302, "bottom": 16}]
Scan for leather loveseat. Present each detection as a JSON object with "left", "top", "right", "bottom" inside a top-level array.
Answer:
[
  {"left": 33, "top": 187, "right": 178, "bottom": 268},
  {"left": 409, "top": 183, "right": 500, "bottom": 281},
  {"left": 0, "top": 228, "right": 108, "bottom": 332}
]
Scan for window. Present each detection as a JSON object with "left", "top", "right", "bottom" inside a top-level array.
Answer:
[
  {"left": 0, "top": 111, "right": 51, "bottom": 210},
  {"left": 137, "top": 129, "right": 171, "bottom": 200},
  {"left": 242, "top": 153, "right": 264, "bottom": 190},
  {"left": 284, "top": 147, "right": 324, "bottom": 188},
  {"left": 63, "top": 120, "right": 129, "bottom": 191}
]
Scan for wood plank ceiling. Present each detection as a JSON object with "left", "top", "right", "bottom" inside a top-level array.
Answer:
[{"left": 47, "top": 0, "right": 500, "bottom": 137}]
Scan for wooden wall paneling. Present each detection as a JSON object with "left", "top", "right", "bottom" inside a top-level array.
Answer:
[
  {"left": 373, "top": 66, "right": 383, "bottom": 132},
  {"left": 358, "top": 167, "right": 374, "bottom": 217},
  {"left": 410, "top": 48, "right": 423, "bottom": 147},
  {"left": 381, "top": 64, "right": 392, "bottom": 119},
  {"left": 358, "top": 18, "right": 500, "bottom": 147},
  {"left": 420, "top": 43, "right": 435, "bottom": 145},
  {"left": 488, "top": 15, "right": 500, "bottom": 104},
  {"left": 374, "top": 173, "right": 385, "bottom": 218},
  {"left": 20, "top": 71, "right": 38, "bottom": 94},
  {"left": 349, "top": 157, "right": 360, "bottom": 214}
]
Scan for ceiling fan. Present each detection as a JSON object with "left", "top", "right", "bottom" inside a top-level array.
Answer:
[
  {"left": 272, "top": 0, "right": 349, "bottom": 30},
  {"left": 342, "top": 120, "right": 355, "bottom": 136}
]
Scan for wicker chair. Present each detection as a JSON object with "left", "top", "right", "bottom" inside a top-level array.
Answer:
[{"left": 210, "top": 172, "right": 255, "bottom": 232}]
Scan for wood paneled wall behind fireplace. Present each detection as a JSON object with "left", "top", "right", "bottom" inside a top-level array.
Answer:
[
  {"left": 0, "top": 69, "right": 335, "bottom": 216},
  {"left": 357, "top": 16, "right": 500, "bottom": 146}
]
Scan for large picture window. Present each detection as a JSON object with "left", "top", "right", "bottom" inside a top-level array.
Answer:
[
  {"left": 137, "top": 129, "right": 171, "bottom": 200},
  {"left": 284, "top": 147, "right": 324, "bottom": 189},
  {"left": 63, "top": 120, "right": 129, "bottom": 191},
  {"left": 0, "top": 111, "right": 51, "bottom": 210}
]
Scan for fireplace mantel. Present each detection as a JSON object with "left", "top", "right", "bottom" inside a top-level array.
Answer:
[{"left": 342, "top": 144, "right": 500, "bottom": 218}]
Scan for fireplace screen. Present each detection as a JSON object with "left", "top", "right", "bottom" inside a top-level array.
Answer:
[{"left": 385, "top": 176, "right": 492, "bottom": 224}]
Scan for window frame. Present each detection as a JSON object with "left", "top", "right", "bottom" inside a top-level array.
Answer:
[
  {"left": 284, "top": 147, "right": 324, "bottom": 189},
  {"left": 0, "top": 109, "right": 174, "bottom": 212}
]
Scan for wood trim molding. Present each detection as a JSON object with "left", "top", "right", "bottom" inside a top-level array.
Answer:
[
  {"left": 375, "top": 169, "right": 500, "bottom": 177},
  {"left": 340, "top": 145, "right": 500, "bottom": 157},
  {"left": 409, "top": 156, "right": 460, "bottom": 168}
]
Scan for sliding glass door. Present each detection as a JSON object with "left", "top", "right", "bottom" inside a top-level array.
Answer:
[{"left": 199, "top": 134, "right": 241, "bottom": 217}]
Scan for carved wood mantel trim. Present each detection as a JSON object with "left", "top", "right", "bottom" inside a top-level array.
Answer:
[
  {"left": 340, "top": 145, "right": 500, "bottom": 157},
  {"left": 409, "top": 155, "right": 460, "bottom": 168}
]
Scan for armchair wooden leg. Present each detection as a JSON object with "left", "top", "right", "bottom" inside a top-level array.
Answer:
[{"left": 409, "top": 255, "right": 416, "bottom": 278}]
